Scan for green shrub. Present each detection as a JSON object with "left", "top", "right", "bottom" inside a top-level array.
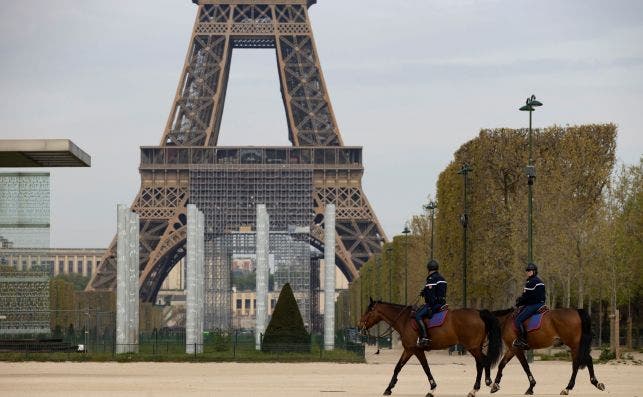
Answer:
[
  {"left": 598, "top": 347, "right": 615, "bottom": 362},
  {"left": 204, "top": 330, "right": 231, "bottom": 352},
  {"left": 261, "top": 283, "right": 310, "bottom": 353}
]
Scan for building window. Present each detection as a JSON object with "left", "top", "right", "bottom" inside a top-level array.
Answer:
[
  {"left": 58, "top": 260, "right": 64, "bottom": 274},
  {"left": 236, "top": 299, "right": 242, "bottom": 309},
  {"left": 271, "top": 299, "right": 276, "bottom": 309},
  {"left": 68, "top": 261, "right": 73, "bottom": 273},
  {"left": 87, "top": 262, "right": 93, "bottom": 277},
  {"left": 244, "top": 299, "right": 250, "bottom": 310},
  {"left": 77, "top": 261, "right": 83, "bottom": 274},
  {"left": 253, "top": 299, "right": 256, "bottom": 309}
]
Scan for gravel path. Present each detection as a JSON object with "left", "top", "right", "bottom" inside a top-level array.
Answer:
[{"left": 0, "top": 347, "right": 640, "bottom": 396}]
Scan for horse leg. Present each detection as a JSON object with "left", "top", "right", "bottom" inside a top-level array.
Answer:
[
  {"left": 484, "top": 362, "right": 492, "bottom": 387},
  {"left": 414, "top": 351, "right": 438, "bottom": 397},
  {"left": 466, "top": 347, "right": 485, "bottom": 397},
  {"left": 490, "top": 349, "right": 514, "bottom": 393},
  {"left": 383, "top": 349, "right": 413, "bottom": 396},
  {"left": 586, "top": 357, "right": 605, "bottom": 391},
  {"left": 560, "top": 348, "right": 580, "bottom": 395},
  {"left": 515, "top": 349, "right": 537, "bottom": 395}
]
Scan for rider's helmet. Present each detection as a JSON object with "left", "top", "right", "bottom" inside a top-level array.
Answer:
[
  {"left": 525, "top": 262, "right": 538, "bottom": 275},
  {"left": 427, "top": 259, "right": 439, "bottom": 272}
]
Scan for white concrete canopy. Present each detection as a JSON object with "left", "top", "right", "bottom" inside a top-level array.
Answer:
[{"left": 0, "top": 139, "right": 91, "bottom": 167}]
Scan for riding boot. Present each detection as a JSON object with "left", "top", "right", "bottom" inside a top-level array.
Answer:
[
  {"left": 512, "top": 323, "right": 529, "bottom": 350},
  {"left": 416, "top": 320, "right": 430, "bottom": 347}
]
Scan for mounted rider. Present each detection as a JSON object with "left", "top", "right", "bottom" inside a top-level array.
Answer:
[
  {"left": 513, "top": 262, "right": 546, "bottom": 349},
  {"left": 415, "top": 259, "right": 447, "bottom": 347}
]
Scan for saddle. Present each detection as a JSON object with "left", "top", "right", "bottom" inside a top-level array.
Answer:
[
  {"left": 411, "top": 304, "right": 449, "bottom": 332},
  {"left": 513, "top": 305, "right": 549, "bottom": 333}
]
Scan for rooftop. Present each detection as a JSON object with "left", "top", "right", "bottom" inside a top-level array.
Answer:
[{"left": 0, "top": 139, "right": 91, "bottom": 167}]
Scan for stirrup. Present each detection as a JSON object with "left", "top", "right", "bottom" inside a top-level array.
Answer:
[
  {"left": 417, "top": 337, "right": 430, "bottom": 347},
  {"left": 512, "top": 338, "right": 529, "bottom": 350}
]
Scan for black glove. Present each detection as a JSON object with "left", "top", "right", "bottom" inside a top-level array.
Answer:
[{"left": 514, "top": 297, "right": 522, "bottom": 307}]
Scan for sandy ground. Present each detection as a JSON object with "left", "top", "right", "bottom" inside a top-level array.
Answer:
[{"left": 0, "top": 347, "right": 641, "bottom": 397}]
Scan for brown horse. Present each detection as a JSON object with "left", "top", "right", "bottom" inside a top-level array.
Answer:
[
  {"left": 488, "top": 307, "right": 605, "bottom": 395},
  {"left": 358, "top": 298, "right": 502, "bottom": 397}
]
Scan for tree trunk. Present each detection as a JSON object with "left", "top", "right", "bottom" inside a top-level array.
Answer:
[
  {"left": 587, "top": 298, "right": 592, "bottom": 344},
  {"left": 577, "top": 273, "right": 584, "bottom": 309},
  {"left": 551, "top": 279, "right": 557, "bottom": 308},
  {"left": 565, "top": 273, "right": 571, "bottom": 308},
  {"left": 598, "top": 298, "right": 603, "bottom": 346},
  {"left": 627, "top": 300, "right": 633, "bottom": 350},
  {"left": 576, "top": 239, "right": 584, "bottom": 309}
]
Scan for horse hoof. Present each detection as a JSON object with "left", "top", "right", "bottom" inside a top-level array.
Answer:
[
  {"left": 560, "top": 389, "right": 569, "bottom": 395},
  {"left": 485, "top": 379, "right": 492, "bottom": 387},
  {"left": 425, "top": 393, "right": 434, "bottom": 397},
  {"left": 490, "top": 383, "right": 500, "bottom": 393},
  {"left": 383, "top": 390, "right": 392, "bottom": 396},
  {"left": 597, "top": 383, "right": 605, "bottom": 391},
  {"left": 525, "top": 391, "right": 533, "bottom": 395},
  {"left": 467, "top": 392, "right": 476, "bottom": 397}
]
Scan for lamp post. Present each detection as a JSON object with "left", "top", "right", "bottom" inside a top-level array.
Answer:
[
  {"left": 376, "top": 255, "right": 381, "bottom": 300},
  {"left": 519, "top": 95, "right": 543, "bottom": 264},
  {"left": 402, "top": 225, "right": 410, "bottom": 304},
  {"left": 386, "top": 246, "right": 393, "bottom": 302},
  {"left": 457, "top": 163, "right": 473, "bottom": 308},
  {"left": 423, "top": 201, "right": 437, "bottom": 261}
]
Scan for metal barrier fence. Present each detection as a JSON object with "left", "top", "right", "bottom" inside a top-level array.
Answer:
[{"left": 0, "top": 328, "right": 365, "bottom": 361}]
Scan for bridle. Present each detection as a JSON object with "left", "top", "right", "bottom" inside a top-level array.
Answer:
[{"left": 360, "top": 297, "right": 420, "bottom": 340}]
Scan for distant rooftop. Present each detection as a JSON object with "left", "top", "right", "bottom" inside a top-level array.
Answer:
[{"left": 0, "top": 139, "right": 91, "bottom": 167}]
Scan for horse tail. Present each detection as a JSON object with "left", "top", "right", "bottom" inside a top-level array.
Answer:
[
  {"left": 576, "top": 308, "right": 593, "bottom": 369},
  {"left": 479, "top": 309, "right": 502, "bottom": 368}
]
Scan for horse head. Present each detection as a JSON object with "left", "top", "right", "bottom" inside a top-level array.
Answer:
[{"left": 357, "top": 297, "right": 382, "bottom": 335}]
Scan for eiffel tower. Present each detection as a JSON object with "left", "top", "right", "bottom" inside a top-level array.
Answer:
[{"left": 87, "top": 0, "right": 387, "bottom": 302}]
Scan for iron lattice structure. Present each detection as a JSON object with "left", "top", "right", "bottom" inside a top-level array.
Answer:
[{"left": 87, "top": 0, "right": 386, "bottom": 304}]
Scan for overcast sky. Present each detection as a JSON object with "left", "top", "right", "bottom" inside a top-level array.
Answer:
[{"left": 1, "top": 0, "right": 641, "bottom": 248}]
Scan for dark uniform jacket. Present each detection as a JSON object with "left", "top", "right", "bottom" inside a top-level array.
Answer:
[
  {"left": 516, "top": 275, "right": 546, "bottom": 306},
  {"left": 421, "top": 271, "right": 447, "bottom": 306}
]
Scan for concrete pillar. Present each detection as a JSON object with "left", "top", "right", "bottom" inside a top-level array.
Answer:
[
  {"left": 186, "top": 204, "right": 205, "bottom": 354},
  {"left": 255, "top": 204, "right": 269, "bottom": 350},
  {"left": 116, "top": 204, "right": 139, "bottom": 354},
  {"left": 324, "top": 204, "right": 336, "bottom": 350}
]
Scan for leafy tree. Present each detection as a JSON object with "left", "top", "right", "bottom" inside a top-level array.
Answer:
[
  {"left": 53, "top": 273, "right": 90, "bottom": 291},
  {"left": 232, "top": 270, "right": 274, "bottom": 291},
  {"left": 434, "top": 124, "right": 616, "bottom": 309}
]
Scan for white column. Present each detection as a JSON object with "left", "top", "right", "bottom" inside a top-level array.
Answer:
[
  {"left": 186, "top": 204, "right": 205, "bottom": 354},
  {"left": 324, "top": 204, "right": 336, "bottom": 350},
  {"left": 197, "top": 210, "right": 205, "bottom": 350},
  {"left": 116, "top": 204, "right": 139, "bottom": 354},
  {"left": 255, "top": 204, "right": 269, "bottom": 350}
]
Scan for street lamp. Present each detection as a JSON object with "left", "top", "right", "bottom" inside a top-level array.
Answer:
[
  {"left": 386, "top": 246, "right": 393, "bottom": 302},
  {"left": 423, "top": 201, "right": 437, "bottom": 261},
  {"left": 402, "top": 225, "right": 410, "bottom": 304},
  {"left": 457, "top": 163, "right": 473, "bottom": 308},
  {"left": 375, "top": 255, "right": 381, "bottom": 300},
  {"left": 519, "top": 94, "right": 543, "bottom": 264}
]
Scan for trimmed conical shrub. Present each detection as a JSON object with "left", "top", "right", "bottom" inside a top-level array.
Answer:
[{"left": 261, "top": 283, "right": 310, "bottom": 352}]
